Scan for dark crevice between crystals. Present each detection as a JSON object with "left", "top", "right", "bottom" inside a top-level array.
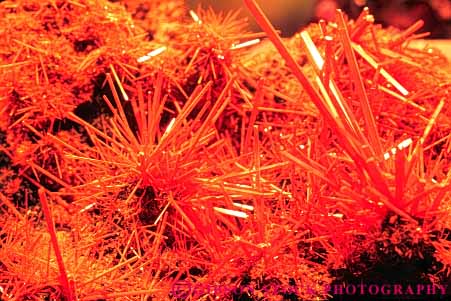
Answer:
[
  {"left": 65, "top": 72, "right": 121, "bottom": 145},
  {"left": 9, "top": 173, "right": 39, "bottom": 208},
  {"left": 131, "top": 3, "right": 150, "bottom": 20},
  {"left": 146, "top": 30, "right": 154, "bottom": 41},
  {"left": 119, "top": 184, "right": 176, "bottom": 249},
  {"left": 7, "top": 71, "right": 133, "bottom": 148},
  {"left": 23, "top": 285, "right": 69, "bottom": 301},
  {"left": 137, "top": 186, "right": 158, "bottom": 225},
  {"left": 73, "top": 39, "right": 98, "bottom": 53},
  {"left": 138, "top": 188, "right": 177, "bottom": 249},
  {"left": 0, "top": 130, "right": 39, "bottom": 208},
  {"left": 74, "top": 73, "right": 114, "bottom": 123},
  {"left": 0, "top": 129, "right": 11, "bottom": 168},
  {"left": 74, "top": 72, "right": 141, "bottom": 138},
  {"left": 168, "top": 267, "right": 208, "bottom": 301},
  {"left": 298, "top": 239, "right": 328, "bottom": 265},
  {"left": 32, "top": 173, "right": 63, "bottom": 193},
  {"left": 329, "top": 211, "right": 451, "bottom": 301},
  {"left": 159, "top": 99, "right": 178, "bottom": 131}
]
